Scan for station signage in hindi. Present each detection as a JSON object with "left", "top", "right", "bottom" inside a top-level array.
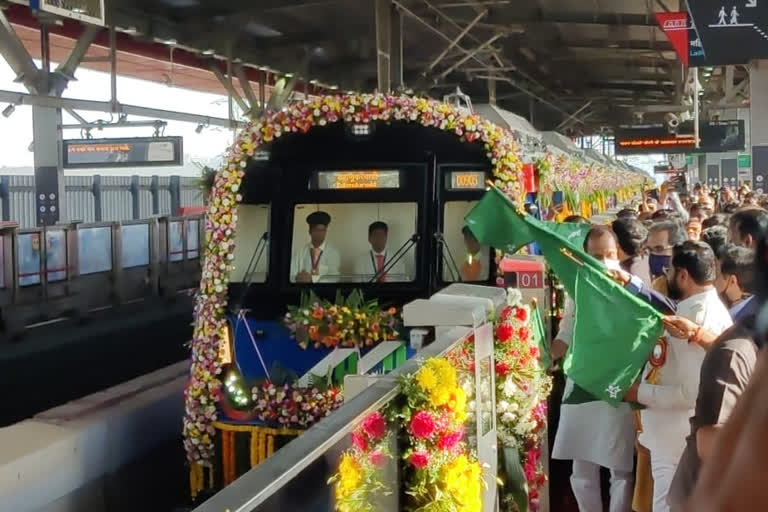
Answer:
[
  {"left": 315, "top": 170, "right": 401, "bottom": 190},
  {"left": 63, "top": 137, "right": 183, "bottom": 169},
  {"left": 615, "top": 120, "right": 745, "bottom": 155}
]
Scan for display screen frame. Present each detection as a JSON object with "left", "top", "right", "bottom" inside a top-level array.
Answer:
[
  {"left": 447, "top": 171, "right": 487, "bottom": 191},
  {"left": 614, "top": 120, "right": 745, "bottom": 155},
  {"left": 62, "top": 136, "right": 184, "bottom": 169},
  {"left": 312, "top": 169, "right": 402, "bottom": 190}
]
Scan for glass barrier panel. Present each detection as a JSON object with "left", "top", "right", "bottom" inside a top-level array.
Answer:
[
  {"left": 188, "top": 219, "right": 200, "bottom": 259},
  {"left": 230, "top": 204, "right": 270, "bottom": 284},
  {"left": 18, "top": 233, "right": 41, "bottom": 286},
  {"left": 121, "top": 224, "right": 150, "bottom": 268},
  {"left": 46, "top": 230, "right": 68, "bottom": 283},
  {"left": 0, "top": 235, "right": 4, "bottom": 289},
  {"left": 78, "top": 227, "right": 113, "bottom": 275},
  {"left": 169, "top": 221, "right": 184, "bottom": 262}
]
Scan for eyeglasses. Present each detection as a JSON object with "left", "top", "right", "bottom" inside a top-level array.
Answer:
[{"left": 646, "top": 244, "right": 674, "bottom": 254}]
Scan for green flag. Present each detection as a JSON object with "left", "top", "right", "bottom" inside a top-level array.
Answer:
[
  {"left": 466, "top": 188, "right": 663, "bottom": 406},
  {"left": 530, "top": 303, "right": 550, "bottom": 371}
]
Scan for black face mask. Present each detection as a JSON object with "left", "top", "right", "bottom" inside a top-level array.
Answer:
[{"left": 649, "top": 254, "right": 672, "bottom": 279}]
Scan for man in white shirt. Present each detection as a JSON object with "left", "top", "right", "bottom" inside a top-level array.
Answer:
[
  {"left": 624, "top": 241, "right": 732, "bottom": 512},
  {"left": 290, "top": 211, "right": 341, "bottom": 283},
  {"left": 353, "top": 221, "right": 407, "bottom": 282}
]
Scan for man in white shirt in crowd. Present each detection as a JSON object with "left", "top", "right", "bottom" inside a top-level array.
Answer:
[
  {"left": 291, "top": 211, "right": 341, "bottom": 283},
  {"left": 624, "top": 241, "right": 732, "bottom": 512},
  {"left": 354, "top": 221, "right": 407, "bottom": 282}
]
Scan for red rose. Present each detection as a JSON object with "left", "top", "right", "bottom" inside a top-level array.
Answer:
[
  {"left": 410, "top": 411, "right": 436, "bottom": 440},
  {"left": 514, "top": 307, "right": 528, "bottom": 322},
  {"left": 437, "top": 429, "right": 464, "bottom": 451},
  {"left": 409, "top": 451, "right": 430, "bottom": 469},
  {"left": 362, "top": 411, "right": 387, "bottom": 440},
  {"left": 496, "top": 324, "right": 514, "bottom": 343},
  {"left": 529, "top": 346, "right": 540, "bottom": 358},
  {"left": 518, "top": 326, "right": 531, "bottom": 342},
  {"left": 351, "top": 431, "right": 367, "bottom": 452},
  {"left": 499, "top": 306, "right": 513, "bottom": 321},
  {"left": 495, "top": 361, "right": 510, "bottom": 377}
]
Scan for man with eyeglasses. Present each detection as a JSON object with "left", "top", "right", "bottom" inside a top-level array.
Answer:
[{"left": 646, "top": 221, "right": 687, "bottom": 296}]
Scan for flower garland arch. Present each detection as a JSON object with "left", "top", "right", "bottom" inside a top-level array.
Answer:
[{"left": 183, "top": 93, "right": 526, "bottom": 465}]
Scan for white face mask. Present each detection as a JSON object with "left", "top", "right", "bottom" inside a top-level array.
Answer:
[{"left": 604, "top": 259, "right": 622, "bottom": 271}]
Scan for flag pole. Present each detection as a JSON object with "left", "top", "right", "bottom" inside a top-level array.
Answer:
[
  {"left": 485, "top": 179, "right": 528, "bottom": 215},
  {"left": 559, "top": 247, "right": 584, "bottom": 266}
]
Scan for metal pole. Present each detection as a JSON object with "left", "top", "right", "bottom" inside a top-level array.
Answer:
[
  {"left": 693, "top": 67, "right": 700, "bottom": 149},
  {"left": 110, "top": 25, "right": 117, "bottom": 110},
  {"left": 439, "top": 33, "right": 504, "bottom": 79},
  {"left": 40, "top": 24, "right": 51, "bottom": 93},
  {"left": 555, "top": 100, "right": 592, "bottom": 130},
  {"left": 424, "top": 9, "right": 487, "bottom": 75}
]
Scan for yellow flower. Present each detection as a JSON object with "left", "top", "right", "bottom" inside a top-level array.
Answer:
[
  {"left": 335, "top": 453, "right": 362, "bottom": 500},
  {"left": 416, "top": 367, "right": 438, "bottom": 392},
  {"left": 429, "top": 387, "right": 452, "bottom": 407}
]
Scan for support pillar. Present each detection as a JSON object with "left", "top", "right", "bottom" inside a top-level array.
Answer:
[
  {"left": 32, "top": 105, "right": 65, "bottom": 226},
  {"left": 750, "top": 60, "right": 768, "bottom": 194},
  {"left": 390, "top": 5, "right": 403, "bottom": 91},
  {"left": 374, "top": 0, "right": 392, "bottom": 93}
]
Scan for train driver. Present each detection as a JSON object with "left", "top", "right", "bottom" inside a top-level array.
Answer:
[
  {"left": 354, "top": 221, "right": 407, "bottom": 282},
  {"left": 291, "top": 211, "right": 341, "bottom": 283},
  {"left": 460, "top": 226, "right": 489, "bottom": 281}
]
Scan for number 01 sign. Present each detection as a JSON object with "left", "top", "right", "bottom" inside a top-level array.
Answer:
[{"left": 516, "top": 270, "right": 543, "bottom": 289}]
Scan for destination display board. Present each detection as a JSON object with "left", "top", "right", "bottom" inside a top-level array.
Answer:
[
  {"left": 447, "top": 171, "right": 486, "bottom": 191},
  {"left": 686, "top": 0, "right": 768, "bottom": 65},
  {"left": 315, "top": 170, "right": 401, "bottom": 190},
  {"left": 615, "top": 120, "right": 745, "bottom": 155},
  {"left": 63, "top": 137, "right": 183, "bottom": 169}
]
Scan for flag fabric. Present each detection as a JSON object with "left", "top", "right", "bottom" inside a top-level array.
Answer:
[
  {"left": 466, "top": 187, "right": 664, "bottom": 406},
  {"left": 530, "top": 303, "right": 550, "bottom": 371}
]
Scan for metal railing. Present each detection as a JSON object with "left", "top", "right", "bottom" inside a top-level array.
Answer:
[{"left": 192, "top": 326, "right": 473, "bottom": 512}]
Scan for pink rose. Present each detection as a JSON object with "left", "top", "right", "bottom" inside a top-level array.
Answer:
[
  {"left": 362, "top": 412, "right": 387, "bottom": 441},
  {"left": 369, "top": 450, "right": 387, "bottom": 467},
  {"left": 351, "top": 431, "right": 367, "bottom": 452}
]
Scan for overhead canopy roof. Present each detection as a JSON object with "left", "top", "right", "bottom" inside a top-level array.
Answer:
[
  {"left": 4, "top": 0, "right": 745, "bottom": 132},
  {"left": 542, "top": 131, "right": 583, "bottom": 157}
]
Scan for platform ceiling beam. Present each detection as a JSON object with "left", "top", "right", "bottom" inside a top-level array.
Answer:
[{"left": 0, "top": 8, "right": 41, "bottom": 93}]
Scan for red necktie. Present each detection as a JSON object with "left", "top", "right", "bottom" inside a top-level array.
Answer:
[{"left": 376, "top": 254, "right": 386, "bottom": 282}]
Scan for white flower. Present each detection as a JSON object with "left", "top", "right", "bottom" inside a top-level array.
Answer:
[
  {"left": 501, "top": 412, "right": 517, "bottom": 423},
  {"left": 498, "top": 400, "right": 509, "bottom": 412},
  {"left": 468, "top": 400, "right": 476, "bottom": 412},
  {"left": 503, "top": 379, "right": 518, "bottom": 397},
  {"left": 506, "top": 288, "right": 523, "bottom": 307}
]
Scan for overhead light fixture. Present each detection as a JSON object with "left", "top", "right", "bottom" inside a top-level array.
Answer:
[
  {"left": 284, "top": 73, "right": 294, "bottom": 78},
  {"left": 195, "top": 122, "right": 205, "bottom": 134},
  {"left": 309, "top": 79, "right": 318, "bottom": 85},
  {"left": 202, "top": 49, "right": 215, "bottom": 56},
  {"left": 163, "top": 38, "right": 178, "bottom": 46},
  {"left": 329, "top": 85, "right": 339, "bottom": 90},
  {"left": 2, "top": 104, "right": 15, "bottom": 118}
]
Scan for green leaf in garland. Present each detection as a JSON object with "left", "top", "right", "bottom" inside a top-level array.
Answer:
[{"left": 501, "top": 446, "right": 529, "bottom": 512}]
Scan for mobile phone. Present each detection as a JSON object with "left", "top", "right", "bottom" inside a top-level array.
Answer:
[{"left": 552, "top": 191, "right": 564, "bottom": 206}]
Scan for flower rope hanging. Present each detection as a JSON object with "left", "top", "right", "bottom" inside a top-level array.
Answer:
[{"left": 183, "top": 93, "right": 526, "bottom": 465}]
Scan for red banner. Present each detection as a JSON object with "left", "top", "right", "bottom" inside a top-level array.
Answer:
[
  {"left": 522, "top": 163, "right": 537, "bottom": 193},
  {"left": 655, "top": 12, "right": 689, "bottom": 67}
]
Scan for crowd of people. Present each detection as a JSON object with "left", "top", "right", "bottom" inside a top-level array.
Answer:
[{"left": 549, "top": 180, "right": 768, "bottom": 512}]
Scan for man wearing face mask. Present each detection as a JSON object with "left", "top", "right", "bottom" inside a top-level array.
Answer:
[
  {"left": 623, "top": 241, "right": 732, "bottom": 512},
  {"left": 646, "top": 221, "right": 687, "bottom": 294},
  {"left": 551, "top": 226, "right": 636, "bottom": 512},
  {"left": 715, "top": 244, "right": 757, "bottom": 321}
]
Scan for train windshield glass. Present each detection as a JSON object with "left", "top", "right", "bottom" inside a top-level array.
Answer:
[
  {"left": 442, "top": 201, "right": 490, "bottom": 283},
  {"left": 230, "top": 204, "right": 271, "bottom": 284},
  {"left": 290, "top": 202, "right": 418, "bottom": 284}
]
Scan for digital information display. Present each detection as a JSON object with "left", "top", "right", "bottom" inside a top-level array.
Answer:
[
  {"left": 63, "top": 137, "right": 183, "bottom": 169},
  {"left": 615, "top": 120, "right": 745, "bottom": 155},
  {"left": 448, "top": 171, "right": 486, "bottom": 190},
  {"left": 687, "top": 1, "right": 768, "bottom": 66},
  {"left": 315, "top": 170, "right": 400, "bottom": 190}
]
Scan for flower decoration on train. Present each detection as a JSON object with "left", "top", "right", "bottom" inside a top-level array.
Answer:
[
  {"left": 184, "top": 93, "right": 526, "bottom": 466},
  {"left": 395, "top": 357, "right": 483, "bottom": 512},
  {"left": 284, "top": 290, "right": 401, "bottom": 350},
  {"left": 329, "top": 411, "right": 393, "bottom": 512},
  {"left": 251, "top": 382, "right": 344, "bottom": 429}
]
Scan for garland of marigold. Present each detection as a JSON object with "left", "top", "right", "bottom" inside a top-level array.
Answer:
[{"left": 183, "top": 93, "right": 526, "bottom": 465}]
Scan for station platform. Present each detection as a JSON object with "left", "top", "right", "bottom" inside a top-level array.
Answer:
[{"left": 0, "top": 361, "right": 189, "bottom": 512}]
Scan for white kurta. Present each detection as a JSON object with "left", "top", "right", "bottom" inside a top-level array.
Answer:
[
  {"left": 638, "top": 288, "right": 732, "bottom": 462},
  {"left": 552, "top": 296, "right": 637, "bottom": 472}
]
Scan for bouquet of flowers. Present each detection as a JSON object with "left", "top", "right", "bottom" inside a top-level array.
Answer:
[
  {"left": 329, "top": 411, "right": 393, "bottom": 512},
  {"left": 396, "top": 357, "right": 483, "bottom": 512},
  {"left": 251, "top": 381, "right": 344, "bottom": 429},
  {"left": 284, "top": 290, "right": 400, "bottom": 350}
]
